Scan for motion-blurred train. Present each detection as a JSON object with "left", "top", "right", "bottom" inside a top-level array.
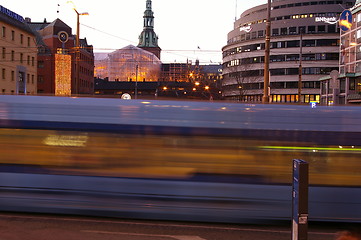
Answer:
[{"left": 0, "top": 95, "right": 360, "bottom": 223}]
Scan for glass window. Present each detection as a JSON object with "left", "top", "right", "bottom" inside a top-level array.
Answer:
[
  {"left": 303, "top": 40, "right": 316, "bottom": 47},
  {"left": 328, "top": 24, "right": 336, "bottom": 33},
  {"left": 272, "top": 28, "right": 279, "bottom": 36},
  {"left": 289, "top": 27, "right": 297, "bottom": 34},
  {"left": 349, "top": 79, "right": 355, "bottom": 90},
  {"left": 1, "top": 26, "right": 5, "bottom": 37},
  {"left": 287, "top": 40, "right": 300, "bottom": 48},
  {"left": 318, "top": 25, "right": 326, "bottom": 32},
  {"left": 317, "top": 39, "right": 338, "bottom": 46},
  {"left": 38, "top": 61, "right": 44, "bottom": 68},
  {"left": 308, "top": 26, "right": 316, "bottom": 33},
  {"left": 281, "top": 28, "right": 288, "bottom": 35}
]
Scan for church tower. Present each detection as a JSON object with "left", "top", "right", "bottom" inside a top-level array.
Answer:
[{"left": 138, "top": 0, "right": 161, "bottom": 59}]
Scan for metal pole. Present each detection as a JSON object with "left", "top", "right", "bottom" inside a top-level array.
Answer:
[
  {"left": 298, "top": 32, "right": 303, "bottom": 103},
  {"left": 263, "top": 0, "right": 271, "bottom": 104},
  {"left": 135, "top": 64, "right": 138, "bottom": 99},
  {"left": 76, "top": 11, "right": 80, "bottom": 95}
]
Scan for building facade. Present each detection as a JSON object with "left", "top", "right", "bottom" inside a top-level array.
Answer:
[
  {"left": 222, "top": 0, "right": 355, "bottom": 103},
  {"left": 321, "top": 0, "right": 361, "bottom": 104},
  {"left": 28, "top": 18, "right": 94, "bottom": 95},
  {"left": 0, "top": 5, "right": 37, "bottom": 95}
]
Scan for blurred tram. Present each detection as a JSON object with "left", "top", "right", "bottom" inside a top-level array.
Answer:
[{"left": 0, "top": 95, "right": 360, "bottom": 223}]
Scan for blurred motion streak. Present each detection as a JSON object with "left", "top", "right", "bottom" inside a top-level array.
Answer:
[{"left": 0, "top": 95, "right": 360, "bottom": 223}]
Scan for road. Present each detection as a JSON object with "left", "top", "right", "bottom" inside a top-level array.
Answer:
[{"left": 0, "top": 213, "right": 358, "bottom": 240}]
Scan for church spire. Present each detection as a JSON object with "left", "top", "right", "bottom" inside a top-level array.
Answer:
[{"left": 138, "top": 0, "right": 161, "bottom": 59}]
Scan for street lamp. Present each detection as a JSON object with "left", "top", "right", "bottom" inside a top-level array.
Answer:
[
  {"left": 70, "top": 4, "right": 88, "bottom": 95},
  {"left": 263, "top": 0, "right": 271, "bottom": 104}
]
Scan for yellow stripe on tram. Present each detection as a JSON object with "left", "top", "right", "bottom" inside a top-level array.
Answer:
[{"left": 259, "top": 146, "right": 361, "bottom": 152}]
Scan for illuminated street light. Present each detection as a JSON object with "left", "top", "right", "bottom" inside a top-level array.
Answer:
[
  {"left": 195, "top": 82, "right": 200, "bottom": 86},
  {"left": 205, "top": 86, "right": 210, "bottom": 90}
]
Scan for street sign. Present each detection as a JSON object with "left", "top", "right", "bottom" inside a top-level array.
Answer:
[
  {"left": 339, "top": 10, "right": 352, "bottom": 31},
  {"left": 292, "top": 159, "right": 309, "bottom": 240}
]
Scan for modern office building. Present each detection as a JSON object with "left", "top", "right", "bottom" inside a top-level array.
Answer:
[
  {"left": 222, "top": 0, "right": 355, "bottom": 103},
  {"left": 320, "top": 0, "right": 361, "bottom": 104},
  {"left": 0, "top": 5, "right": 37, "bottom": 95}
]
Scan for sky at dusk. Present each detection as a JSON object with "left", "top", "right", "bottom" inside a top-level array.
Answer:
[{"left": 1, "top": 0, "right": 266, "bottom": 63}]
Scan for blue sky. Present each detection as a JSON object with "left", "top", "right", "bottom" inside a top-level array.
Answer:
[{"left": 1, "top": 0, "right": 265, "bottom": 63}]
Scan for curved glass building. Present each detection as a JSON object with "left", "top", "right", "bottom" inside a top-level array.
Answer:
[
  {"left": 95, "top": 45, "right": 161, "bottom": 82},
  {"left": 222, "top": 0, "right": 355, "bottom": 103}
]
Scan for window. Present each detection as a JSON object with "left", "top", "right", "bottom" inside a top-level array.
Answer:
[
  {"left": 258, "top": 30, "right": 264, "bottom": 37},
  {"left": 281, "top": 28, "right": 288, "bottom": 35},
  {"left": 287, "top": 68, "right": 299, "bottom": 75},
  {"left": 20, "top": 53, "right": 23, "bottom": 63},
  {"left": 2, "top": 47, "right": 5, "bottom": 59},
  {"left": 303, "top": 40, "right": 316, "bottom": 47},
  {"left": 38, "top": 61, "right": 45, "bottom": 68},
  {"left": 308, "top": 26, "right": 316, "bottom": 33},
  {"left": 38, "top": 75, "right": 44, "bottom": 83},
  {"left": 299, "top": 26, "right": 306, "bottom": 34},
  {"left": 317, "top": 39, "right": 338, "bottom": 46},
  {"left": 11, "top": 30, "right": 15, "bottom": 41},
  {"left": 318, "top": 25, "right": 326, "bottom": 32},
  {"left": 20, "top": 34, "right": 23, "bottom": 44},
  {"left": 1, "top": 26, "right": 5, "bottom": 37},
  {"left": 11, "top": 71, "right": 14, "bottom": 81},
  {"left": 1, "top": 68, "right": 5, "bottom": 80},
  {"left": 31, "top": 75, "right": 34, "bottom": 84},
  {"left": 272, "top": 28, "right": 279, "bottom": 36},
  {"left": 11, "top": 51, "right": 14, "bottom": 61},
  {"left": 32, "top": 57, "right": 35, "bottom": 66},
  {"left": 286, "top": 54, "right": 299, "bottom": 61},
  {"left": 287, "top": 40, "right": 300, "bottom": 48},
  {"left": 289, "top": 27, "right": 297, "bottom": 34},
  {"left": 27, "top": 55, "right": 30, "bottom": 65},
  {"left": 27, "top": 37, "right": 30, "bottom": 47},
  {"left": 327, "top": 24, "right": 336, "bottom": 33}
]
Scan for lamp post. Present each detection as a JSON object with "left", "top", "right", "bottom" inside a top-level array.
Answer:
[
  {"left": 298, "top": 30, "right": 303, "bottom": 104},
  {"left": 73, "top": 9, "right": 88, "bottom": 95},
  {"left": 135, "top": 64, "right": 139, "bottom": 99},
  {"left": 263, "top": 0, "right": 271, "bottom": 104}
]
